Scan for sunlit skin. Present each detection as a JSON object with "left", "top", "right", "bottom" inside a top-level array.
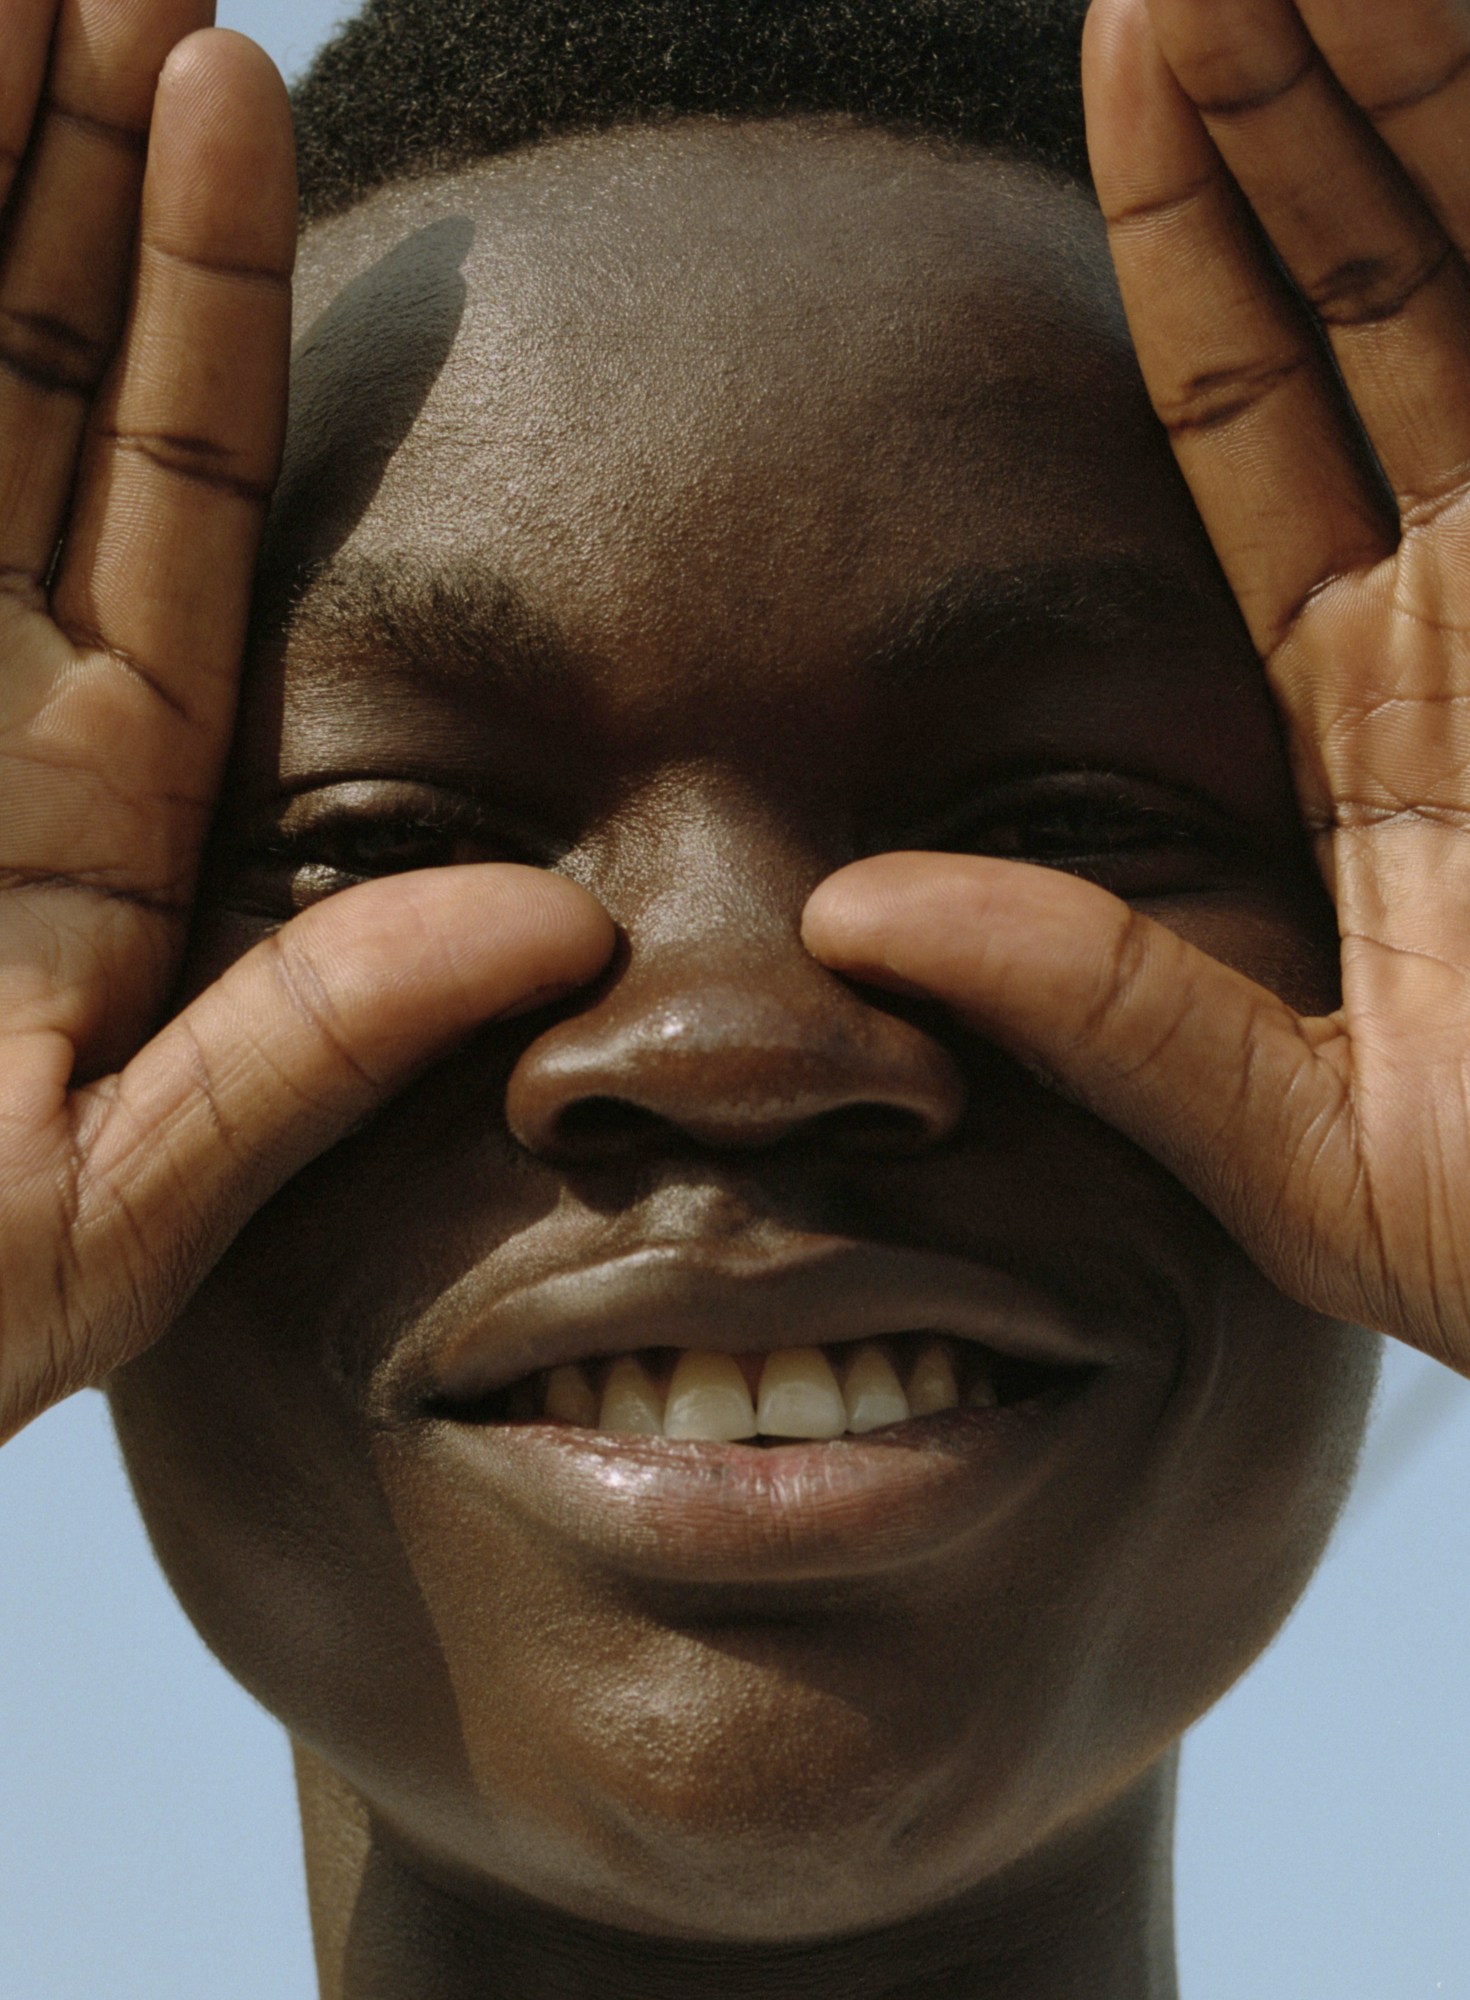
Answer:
[
  {"left": 4, "top": 0, "right": 1470, "bottom": 1995},
  {"left": 112, "top": 123, "right": 1376, "bottom": 1995}
]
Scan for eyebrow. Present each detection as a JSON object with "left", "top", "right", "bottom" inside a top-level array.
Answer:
[
  {"left": 867, "top": 555, "right": 1228, "bottom": 682},
  {"left": 281, "top": 548, "right": 1226, "bottom": 695},
  {"left": 281, "top": 551, "right": 581, "bottom": 701}
]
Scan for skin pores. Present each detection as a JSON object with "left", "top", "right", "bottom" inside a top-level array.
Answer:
[{"left": 107, "top": 120, "right": 1376, "bottom": 1969}]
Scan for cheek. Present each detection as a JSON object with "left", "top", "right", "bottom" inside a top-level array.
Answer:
[
  {"left": 1137, "top": 879, "right": 1342, "bottom": 1017},
  {"left": 105, "top": 1266, "right": 501, "bottom": 1866},
  {"left": 1105, "top": 1270, "right": 1379, "bottom": 1754}
]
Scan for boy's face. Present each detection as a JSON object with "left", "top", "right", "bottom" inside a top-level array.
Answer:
[{"left": 109, "top": 121, "right": 1376, "bottom": 1939}]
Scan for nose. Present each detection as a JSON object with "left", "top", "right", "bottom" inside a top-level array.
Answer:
[{"left": 505, "top": 851, "right": 966, "bottom": 1161}]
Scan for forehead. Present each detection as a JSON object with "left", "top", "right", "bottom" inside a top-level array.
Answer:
[{"left": 274, "top": 121, "right": 1186, "bottom": 672}]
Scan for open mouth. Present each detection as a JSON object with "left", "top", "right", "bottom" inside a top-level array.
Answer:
[
  {"left": 411, "top": 1245, "right": 1125, "bottom": 1581},
  {"left": 438, "top": 1331, "right": 1093, "bottom": 1444}
]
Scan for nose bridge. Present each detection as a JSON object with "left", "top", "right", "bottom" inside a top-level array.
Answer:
[{"left": 504, "top": 779, "right": 966, "bottom": 1155}]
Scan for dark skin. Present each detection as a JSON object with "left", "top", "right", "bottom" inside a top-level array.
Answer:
[
  {"left": 5, "top": 0, "right": 1470, "bottom": 1994},
  {"left": 114, "top": 122, "right": 1375, "bottom": 1995}
]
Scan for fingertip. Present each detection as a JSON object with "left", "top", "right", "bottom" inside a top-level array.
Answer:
[
  {"left": 802, "top": 853, "right": 944, "bottom": 959},
  {"left": 1081, "top": 0, "right": 1142, "bottom": 77},
  {"left": 158, "top": 24, "right": 287, "bottom": 98},
  {"left": 149, "top": 27, "right": 297, "bottom": 272},
  {"left": 1083, "top": 0, "right": 1206, "bottom": 212},
  {"left": 801, "top": 858, "right": 874, "bottom": 951},
  {"left": 494, "top": 864, "right": 620, "bottom": 984},
  {"left": 55, "top": 0, "right": 214, "bottom": 131}
]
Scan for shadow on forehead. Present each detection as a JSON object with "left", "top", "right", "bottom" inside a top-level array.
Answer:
[{"left": 260, "top": 215, "right": 476, "bottom": 609}]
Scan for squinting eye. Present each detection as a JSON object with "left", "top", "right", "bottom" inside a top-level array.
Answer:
[
  {"left": 223, "top": 790, "right": 527, "bottom": 920},
  {"left": 303, "top": 820, "right": 485, "bottom": 876},
  {"left": 971, "top": 800, "right": 1194, "bottom": 861},
  {"left": 258, "top": 821, "right": 495, "bottom": 915},
  {"left": 913, "top": 776, "right": 1239, "bottom": 896}
]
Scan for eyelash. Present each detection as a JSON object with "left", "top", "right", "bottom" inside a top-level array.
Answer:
[
  {"left": 910, "top": 777, "right": 1236, "bottom": 885},
  {"left": 960, "top": 799, "right": 1199, "bottom": 859},
  {"left": 227, "top": 792, "right": 526, "bottom": 917}
]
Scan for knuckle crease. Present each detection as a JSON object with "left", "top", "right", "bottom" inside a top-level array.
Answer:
[
  {"left": 144, "top": 242, "right": 293, "bottom": 292},
  {"left": 60, "top": 619, "right": 194, "bottom": 723},
  {"left": 45, "top": 101, "right": 148, "bottom": 158},
  {"left": 1310, "top": 242, "right": 1455, "bottom": 330},
  {"left": 1193, "top": 51, "right": 1318, "bottom": 122},
  {"left": 100, "top": 428, "right": 274, "bottom": 506},
  {"left": 1367, "top": 45, "right": 1470, "bottom": 120},
  {"left": 1157, "top": 352, "right": 1311, "bottom": 437},
  {"left": 1104, "top": 172, "right": 1217, "bottom": 235}
]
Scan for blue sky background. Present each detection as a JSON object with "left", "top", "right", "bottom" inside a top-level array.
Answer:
[{"left": 3, "top": 3, "right": 1470, "bottom": 1992}]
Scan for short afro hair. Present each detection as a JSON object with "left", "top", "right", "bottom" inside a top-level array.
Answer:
[{"left": 292, "top": 0, "right": 1093, "bottom": 222}]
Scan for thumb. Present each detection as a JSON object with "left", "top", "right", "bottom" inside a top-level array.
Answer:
[
  {"left": 803, "top": 852, "right": 1345, "bottom": 1303},
  {"left": 63, "top": 865, "right": 614, "bottom": 1391}
]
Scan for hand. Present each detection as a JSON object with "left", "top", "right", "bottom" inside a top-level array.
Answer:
[
  {"left": 805, "top": 0, "right": 1470, "bottom": 1374},
  {"left": 0, "top": 1, "right": 614, "bottom": 1442}
]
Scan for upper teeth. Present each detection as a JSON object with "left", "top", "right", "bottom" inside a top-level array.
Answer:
[
  {"left": 665, "top": 1351, "right": 758, "bottom": 1442},
  {"left": 533, "top": 1337, "right": 999, "bottom": 1443}
]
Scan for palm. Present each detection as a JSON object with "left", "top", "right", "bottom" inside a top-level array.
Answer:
[
  {"left": 0, "top": 0, "right": 612, "bottom": 1441},
  {"left": 1266, "top": 539, "right": 1470, "bottom": 1359},
  {"left": 806, "top": 0, "right": 1470, "bottom": 1373}
]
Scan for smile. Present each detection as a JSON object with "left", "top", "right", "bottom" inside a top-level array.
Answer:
[
  {"left": 391, "top": 1237, "right": 1140, "bottom": 1584},
  {"left": 420, "top": 1236, "right": 1120, "bottom": 1409}
]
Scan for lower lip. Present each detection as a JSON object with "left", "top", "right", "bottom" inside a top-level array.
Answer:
[{"left": 421, "top": 1379, "right": 1107, "bottom": 1584}]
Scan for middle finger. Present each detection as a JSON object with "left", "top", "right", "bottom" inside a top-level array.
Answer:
[{"left": 1146, "top": 0, "right": 1470, "bottom": 518}]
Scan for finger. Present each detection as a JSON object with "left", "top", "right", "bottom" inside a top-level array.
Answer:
[
  {"left": 28, "top": 868, "right": 616, "bottom": 1417},
  {"left": 0, "top": 0, "right": 215, "bottom": 583},
  {"left": 0, "top": 0, "right": 57, "bottom": 213},
  {"left": 0, "top": 34, "right": 294, "bottom": 1071},
  {"left": 1083, "top": 0, "right": 1396, "bottom": 660},
  {"left": 1142, "top": 0, "right": 1470, "bottom": 518},
  {"left": 52, "top": 28, "right": 295, "bottom": 716},
  {"left": 1295, "top": 0, "right": 1470, "bottom": 264},
  {"left": 803, "top": 854, "right": 1368, "bottom": 1321}
]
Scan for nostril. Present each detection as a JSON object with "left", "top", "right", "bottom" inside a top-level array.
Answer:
[
  {"left": 552, "top": 1096, "right": 665, "bottom": 1157},
  {"left": 543, "top": 1095, "right": 944, "bottom": 1160},
  {"left": 505, "top": 970, "right": 970, "bottom": 1159},
  {"left": 799, "top": 1104, "right": 938, "bottom": 1155}
]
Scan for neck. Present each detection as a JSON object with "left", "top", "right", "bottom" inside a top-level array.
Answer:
[{"left": 296, "top": 1743, "right": 1180, "bottom": 2000}]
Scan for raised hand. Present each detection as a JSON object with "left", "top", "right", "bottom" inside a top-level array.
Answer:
[
  {"left": 0, "top": 1, "right": 614, "bottom": 1441},
  {"left": 805, "top": 0, "right": 1470, "bottom": 1373}
]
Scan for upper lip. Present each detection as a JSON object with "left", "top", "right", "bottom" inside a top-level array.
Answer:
[{"left": 415, "top": 1235, "right": 1119, "bottom": 1409}]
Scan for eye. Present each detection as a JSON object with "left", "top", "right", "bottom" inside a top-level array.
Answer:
[
  {"left": 916, "top": 775, "right": 1241, "bottom": 894},
  {"left": 221, "top": 783, "right": 532, "bottom": 918},
  {"left": 975, "top": 796, "right": 1190, "bottom": 859}
]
